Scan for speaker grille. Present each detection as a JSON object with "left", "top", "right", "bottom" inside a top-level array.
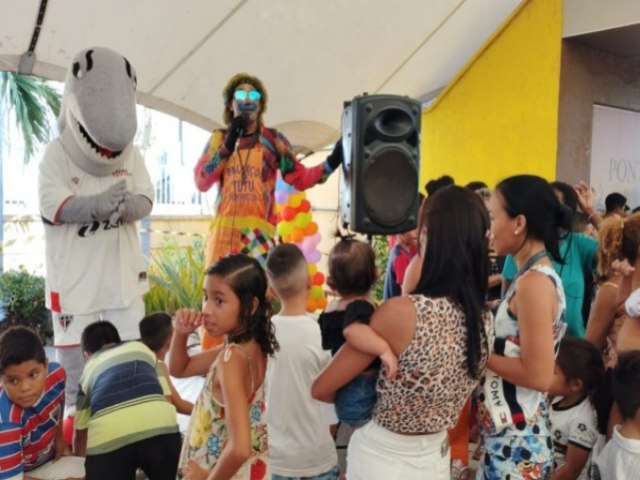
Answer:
[
  {"left": 367, "top": 106, "right": 414, "bottom": 143},
  {"left": 362, "top": 146, "right": 417, "bottom": 227}
]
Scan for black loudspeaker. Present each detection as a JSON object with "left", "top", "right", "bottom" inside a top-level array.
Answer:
[{"left": 340, "top": 94, "right": 421, "bottom": 235}]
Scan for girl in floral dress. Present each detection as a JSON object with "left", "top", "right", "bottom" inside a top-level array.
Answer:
[{"left": 168, "top": 254, "right": 279, "bottom": 480}]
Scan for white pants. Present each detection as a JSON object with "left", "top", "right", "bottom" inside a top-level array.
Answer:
[
  {"left": 347, "top": 421, "right": 450, "bottom": 480},
  {"left": 54, "top": 298, "right": 145, "bottom": 411},
  {"left": 52, "top": 298, "right": 145, "bottom": 347},
  {"left": 9, "top": 456, "right": 85, "bottom": 479}
]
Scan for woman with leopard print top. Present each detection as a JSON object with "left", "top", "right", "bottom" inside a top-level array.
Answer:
[{"left": 313, "top": 185, "right": 495, "bottom": 480}]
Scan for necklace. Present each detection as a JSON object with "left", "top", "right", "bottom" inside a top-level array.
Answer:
[{"left": 238, "top": 131, "right": 257, "bottom": 184}]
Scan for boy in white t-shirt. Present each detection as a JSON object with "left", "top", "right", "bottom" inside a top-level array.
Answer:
[
  {"left": 593, "top": 351, "right": 640, "bottom": 479},
  {"left": 265, "top": 243, "right": 339, "bottom": 480}
]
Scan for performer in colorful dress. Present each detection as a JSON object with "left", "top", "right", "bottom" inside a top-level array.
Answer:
[
  {"left": 194, "top": 73, "right": 342, "bottom": 349},
  {"left": 194, "top": 73, "right": 343, "bottom": 268}
]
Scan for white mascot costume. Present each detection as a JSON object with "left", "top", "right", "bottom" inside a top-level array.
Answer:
[{"left": 38, "top": 47, "right": 153, "bottom": 413}]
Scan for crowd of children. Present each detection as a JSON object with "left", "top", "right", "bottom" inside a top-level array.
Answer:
[{"left": 3, "top": 175, "right": 640, "bottom": 480}]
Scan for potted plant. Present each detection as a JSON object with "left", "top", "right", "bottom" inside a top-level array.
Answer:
[{"left": 0, "top": 266, "right": 53, "bottom": 343}]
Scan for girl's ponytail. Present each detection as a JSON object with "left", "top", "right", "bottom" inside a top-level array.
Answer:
[{"left": 245, "top": 300, "right": 278, "bottom": 356}]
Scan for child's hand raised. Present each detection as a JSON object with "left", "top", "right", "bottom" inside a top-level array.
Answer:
[
  {"left": 612, "top": 259, "right": 635, "bottom": 277},
  {"left": 173, "top": 308, "right": 204, "bottom": 335},
  {"left": 380, "top": 347, "right": 398, "bottom": 380},
  {"left": 573, "top": 181, "right": 595, "bottom": 211}
]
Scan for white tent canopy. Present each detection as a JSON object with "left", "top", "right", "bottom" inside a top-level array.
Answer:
[
  {"left": 0, "top": 0, "right": 525, "bottom": 152},
  {"left": 3, "top": 0, "right": 640, "bottom": 152}
]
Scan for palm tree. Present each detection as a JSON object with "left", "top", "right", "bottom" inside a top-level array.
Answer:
[{"left": 0, "top": 72, "right": 61, "bottom": 272}]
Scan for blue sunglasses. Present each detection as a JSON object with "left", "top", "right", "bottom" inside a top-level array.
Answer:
[{"left": 234, "top": 90, "right": 261, "bottom": 101}]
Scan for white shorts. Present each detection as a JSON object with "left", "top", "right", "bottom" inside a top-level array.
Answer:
[
  {"left": 52, "top": 297, "right": 145, "bottom": 346},
  {"left": 625, "top": 287, "right": 640, "bottom": 317},
  {"left": 14, "top": 455, "right": 85, "bottom": 480},
  {"left": 347, "top": 421, "right": 449, "bottom": 480}
]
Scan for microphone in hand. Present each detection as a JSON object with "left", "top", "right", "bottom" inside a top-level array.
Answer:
[
  {"left": 224, "top": 115, "right": 249, "bottom": 152},
  {"left": 236, "top": 113, "right": 249, "bottom": 137}
]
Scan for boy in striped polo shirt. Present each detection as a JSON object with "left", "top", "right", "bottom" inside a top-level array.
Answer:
[
  {"left": 0, "top": 326, "right": 84, "bottom": 480},
  {"left": 73, "top": 321, "right": 180, "bottom": 480}
]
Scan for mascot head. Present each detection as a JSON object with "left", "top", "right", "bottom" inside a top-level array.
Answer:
[{"left": 59, "top": 47, "right": 137, "bottom": 176}]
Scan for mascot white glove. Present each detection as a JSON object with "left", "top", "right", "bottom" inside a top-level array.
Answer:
[
  {"left": 58, "top": 179, "right": 127, "bottom": 223},
  {"left": 112, "top": 195, "right": 153, "bottom": 224}
]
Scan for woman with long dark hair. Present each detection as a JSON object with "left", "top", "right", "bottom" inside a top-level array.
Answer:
[
  {"left": 476, "top": 175, "right": 569, "bottom": 479},
  {"left": 312, "top": 185, "right": 494, "bottom": 479}
]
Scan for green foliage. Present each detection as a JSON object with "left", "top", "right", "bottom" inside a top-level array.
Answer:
[
  {"left": 0, "top": 267, "right": 52, "bottom": 341},
  {"left": 0, "top": 72, "right": 61, "bottom": 162},
  {"left": 371, "top": 235, "right": 389, "bottom": 302},
  {"left": 144, "top": 235, "right": 206, "bottom": 315}
]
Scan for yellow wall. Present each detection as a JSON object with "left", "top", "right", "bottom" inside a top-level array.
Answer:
[{"left": 421, "top": 0, "right": 562, "bottom": 190}]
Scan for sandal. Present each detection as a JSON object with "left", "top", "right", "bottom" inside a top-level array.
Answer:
[{"left": 451, "top": 459, "right": 471, "bottom": 480}]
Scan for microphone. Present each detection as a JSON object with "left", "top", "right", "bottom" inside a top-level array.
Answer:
[{"left": 236, "top": 113, "right": 249, "bottom": 138}]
